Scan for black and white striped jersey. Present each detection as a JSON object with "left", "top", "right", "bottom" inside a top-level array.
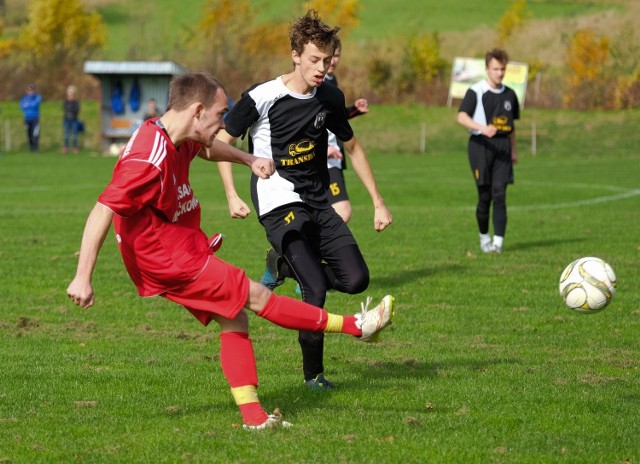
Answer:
[{"left": 224, "top": 76, "right": 354, "bottom": 216}]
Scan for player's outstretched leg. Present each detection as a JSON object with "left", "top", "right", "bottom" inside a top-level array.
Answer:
[{"left": 254, "top": 291, "right": 395, "bottom": 343}]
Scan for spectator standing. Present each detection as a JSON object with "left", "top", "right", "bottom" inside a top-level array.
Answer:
[
  {"left": 62, "top": 85, "right": 81, "bottom": 154},
  {"left": 142, "top": 98, "right": 161, "bottom": 120},
  {"left": 20, "top": 83, "right": 42, "bottom": 152}
]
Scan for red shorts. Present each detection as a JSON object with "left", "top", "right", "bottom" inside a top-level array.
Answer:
[{"left": 162, "top": 255, "right": 250, "bottom": 326}]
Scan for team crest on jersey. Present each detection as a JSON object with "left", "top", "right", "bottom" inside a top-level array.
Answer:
[
  {"left": 504, "top": 101, "right": 512, "bottom": 111},
  {"left": 314, "top": 112, "right": 327, "bottom": 129}
]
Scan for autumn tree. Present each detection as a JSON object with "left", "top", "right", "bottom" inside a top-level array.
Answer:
[
  {"left": 18, "top": 0, "right": 106, "bottom": 94},
  {"left": 303, "top": 0, "right": 360, "bottom": 39},
  {"left": 198, "top": 0, "right": 289, "bottom": 93},
  {"left": 404, "top": 32, "right": 447, "bottom": 86},
  {"left": 563, "top": 28, "right": 610, "bottom": 109},
  {"left": 496, "top": 0, "right": 530, "bottom": 47}
]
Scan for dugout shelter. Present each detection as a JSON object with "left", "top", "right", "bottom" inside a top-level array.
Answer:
[{"left": 83, "top": 60, "right": 189, "bottom": 154}]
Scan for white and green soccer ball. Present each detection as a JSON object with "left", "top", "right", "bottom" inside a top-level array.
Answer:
[{"left": 559, "top": 257, "right": 617, "bottom": 313}]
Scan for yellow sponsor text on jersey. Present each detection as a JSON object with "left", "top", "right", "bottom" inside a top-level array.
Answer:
[{"left": 280, "top": 153, "right": 315, "bottom": 166}]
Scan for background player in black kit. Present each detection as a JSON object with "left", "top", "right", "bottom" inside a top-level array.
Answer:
[
  {"left": 457, "top": 48, "right": 519, "bottom": 254},
  {"left": 215, "top": 10, "right": 393, "bottom": 390}
]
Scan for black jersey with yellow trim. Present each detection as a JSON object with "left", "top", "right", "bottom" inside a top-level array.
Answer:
[{"left": 224, "top": 76, "right": 353, "bottom": 216}]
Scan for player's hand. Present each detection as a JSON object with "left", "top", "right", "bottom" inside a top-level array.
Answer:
[
  {"left": 482, "top": 125, "right": 498, "bottom": 138},
  {"left": 228, "top": 195, "right": 251, "bottom": 219},
  {"left": 67, "top": 277, "right": 95, "bottom": 309},
  {"left": 327, "top": 145, "right": 343, "bottom": 159},
  {"left": 373, "top": 204, "right": 393, "bottom": 232},
  {"left": 251, "top": 157, "right": 274, "bottom": 179},
  {"left": 512, "top": 152, "right": 518, "bottom": 164},
  {"left": 354, "top": 98, "right": 369, "bottom": 114}
]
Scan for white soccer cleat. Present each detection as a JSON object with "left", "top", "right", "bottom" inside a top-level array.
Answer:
[
  {"left": 480, "top": 241, "right": 497, "bottom": 253},
  {"left": 356, "top": 295, "right": 395, "bottom": 343},
  {"left": 243, "top": 413, "right": 293, "bottom": 431}
]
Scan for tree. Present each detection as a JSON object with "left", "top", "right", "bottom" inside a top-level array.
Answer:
[
  {"left": 197, "top": 0, "right": 290, "bottom": 94},
  {"left": 563, "top": 28, "right": 610, "bottom": 109},
  {"left": 496, "top": 0, "right": 530, "bottom": 47},
  {"left": 303, "top": 0, "right": 360, "bottom": 39},
  {"left": 18, "top": 0, "right": 105, "bottom": 93}
]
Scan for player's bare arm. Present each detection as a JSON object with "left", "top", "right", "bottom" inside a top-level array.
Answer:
[
  {"left": 213, "top": 130, "right": 253, "bottom": 219},
  {"left": 343, "top": 136, "right": 393, "bottom": 232},
  {"left": 457, "top": 111, "right": 497, "bottom": 137},
  {"left": 67, "top": 203, "right": 114, "bottom": 309},
  {"left": 202, "top": 139, "right": 274, "bottom": 179}
]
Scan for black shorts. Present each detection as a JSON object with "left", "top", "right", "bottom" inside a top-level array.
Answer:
[
  {"left": 468, "top": 135, "right": 514, "bottom": 186},
  {"left": 328, "top": 167, "right": 349, "bottom": 204},
  {"left": 259, "top": 203, "right": 357, "bottom": 257}
]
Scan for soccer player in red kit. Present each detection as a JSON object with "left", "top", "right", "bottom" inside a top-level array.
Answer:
[{"left": 66, "top": 72, "right": 394, "bottom": 430}]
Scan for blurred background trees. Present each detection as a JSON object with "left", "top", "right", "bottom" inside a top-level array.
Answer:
[{"left": 0, "top": 0, "right": 640, "bottom": 109}]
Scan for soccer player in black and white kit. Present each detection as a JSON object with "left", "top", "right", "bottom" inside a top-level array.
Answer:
[
  {"left": 215, "top": 10, "right": 393, "bottom": 390},
  {"left": 457, "top": 48, "right": 519, "bottom": 254},
  {"left": 323, "top": 38, "right": 369, "bottom": 223}
]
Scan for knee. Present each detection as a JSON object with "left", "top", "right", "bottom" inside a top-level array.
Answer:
[
  {"left": 341, "top": 270, "right": 369, "bottom": 295},
  {"left": 217, "top": 309, "right": 249, "bottom": 333},
  {"left": 492, "top": 185, "right": 507, "bottom": 205},
  {"left": 245, "top": 280, "right": 273, "bottom": 313}
]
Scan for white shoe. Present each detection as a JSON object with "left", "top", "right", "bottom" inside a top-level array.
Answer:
[
  {"left": 243, "top": 412, "right": 293, "bottom": 431},
  {"left": 356, "top": 295, "right": 395, "bottom": 343},
  {"left": 480, "top": 241, "right": 497, "bottom": 253}
]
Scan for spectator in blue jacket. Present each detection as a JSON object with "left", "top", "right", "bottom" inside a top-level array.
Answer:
[{"left": 20, "top": 83, "right": 42, "bottom": 152}]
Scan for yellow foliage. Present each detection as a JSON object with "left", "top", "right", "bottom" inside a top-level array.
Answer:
[
  {"left": 613, "top": 67, "right": 640, "bottom": 109},
  {"left": 407, "top": 33, "right": 445, "bottom": 85},
  {"left": 303, "top": 0, "right": 360, "bottom": 38},
  {"left": 563, "top": 28, "right": 610, "bottom": 108},
  {"left": 19, "top": 0, "right": 105, "bottom": 60},
  {"left": 496, "top": 0, "right": 530, "bottom": 46},
  {"left": 200, "top": 0, "right": 290, "bottom": 78},
  {"left": 0, "top": 38, "right": 16, "bottom": 59}
]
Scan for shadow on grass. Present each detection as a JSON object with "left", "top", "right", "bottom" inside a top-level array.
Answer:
[
  {"left": 369, "top": 263, "right": 466, "bottom": 289},
  {"left": 508, "top": 237, "right": 588, "bottom": 252},
  {"left": 269, "top": 356, "right": 521, "bottom": 416}
]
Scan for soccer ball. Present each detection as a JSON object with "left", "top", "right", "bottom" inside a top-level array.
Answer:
[{"left": 559, "top": 257, "right": 617, "bottom": 313}]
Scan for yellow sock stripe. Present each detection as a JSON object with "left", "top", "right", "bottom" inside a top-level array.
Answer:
[
  {"left": 324, "top": 313, "right": 344, "bottom": 333},
  {"left": 230, "top": 385, "right": 259, "bottom": 405}
]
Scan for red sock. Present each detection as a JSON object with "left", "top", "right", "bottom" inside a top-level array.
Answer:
[
  {"left": 257, "top": 294, "right": 327, "bottom": 331},
  {"left": 257, "top": 294, "right": 361, "bottom": 336},
  {"left": 219, "top": 332, "right": 268, "bottom": 426}
]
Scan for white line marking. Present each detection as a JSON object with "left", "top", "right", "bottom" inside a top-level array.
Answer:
[{"left": 510, "top": 189, "right": 640, "bottom": 212}]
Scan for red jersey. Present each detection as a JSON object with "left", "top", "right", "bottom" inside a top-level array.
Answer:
[{"left": 98, "top": 119, "right": 210, "bottom": 296}]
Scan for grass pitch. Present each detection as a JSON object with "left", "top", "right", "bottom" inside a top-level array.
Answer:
[{"left": 0, "top": 105, "right": 639, "bottom": 463}]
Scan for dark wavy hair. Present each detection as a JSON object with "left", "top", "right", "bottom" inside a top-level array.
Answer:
[{"left": 289, "top": 10, "right": 341, "bottom": 56}]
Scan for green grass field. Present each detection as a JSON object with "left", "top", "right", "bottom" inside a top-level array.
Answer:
[{"left": 1, "top": 104, "right": 639, "bottom": 462}]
